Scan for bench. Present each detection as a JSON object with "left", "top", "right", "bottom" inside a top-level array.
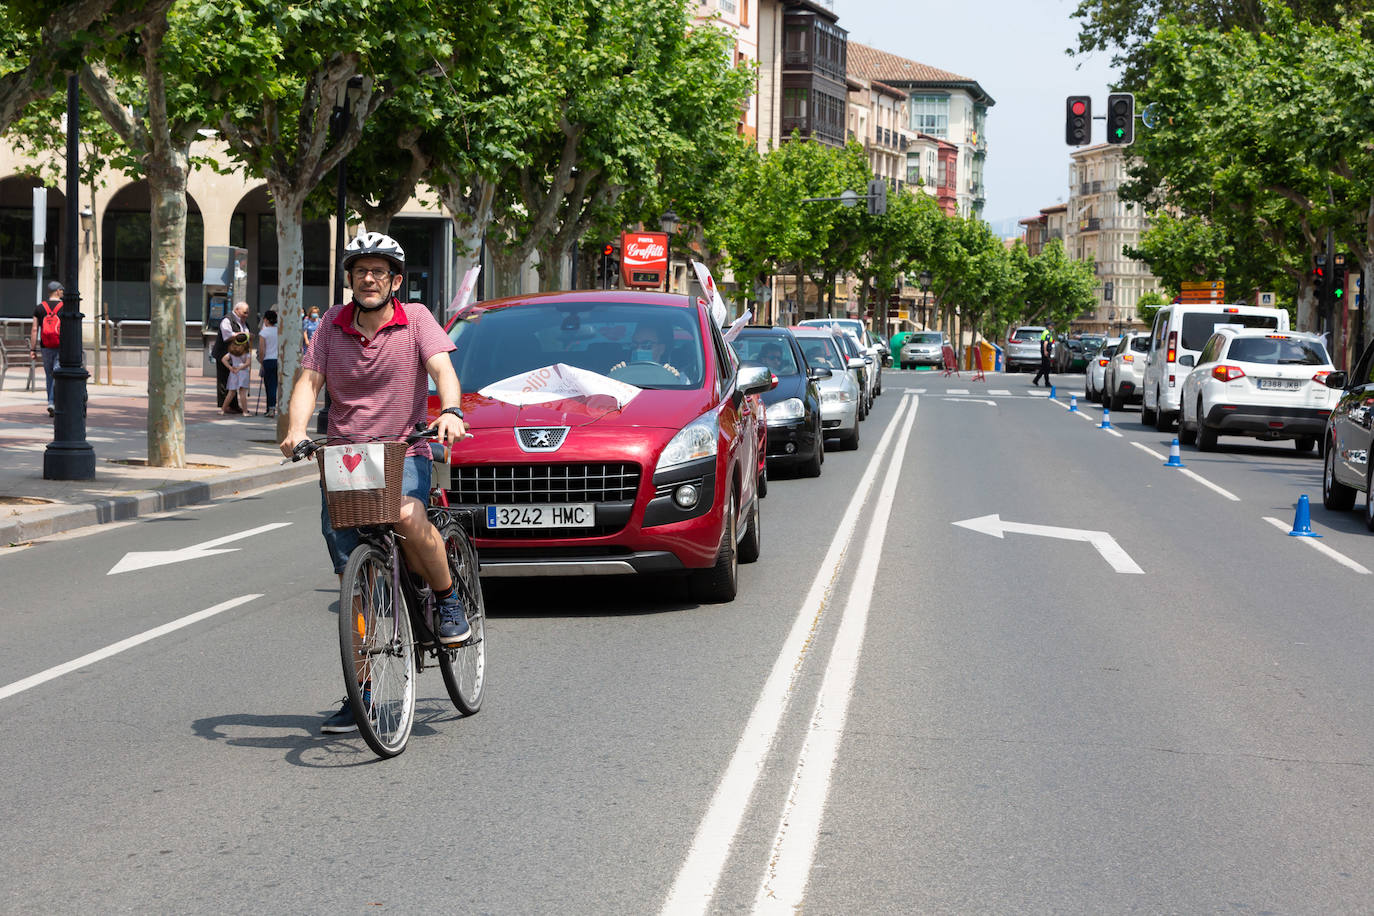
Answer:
[{"left": 0, "top": 340, "right": 37, "bottom": 392}]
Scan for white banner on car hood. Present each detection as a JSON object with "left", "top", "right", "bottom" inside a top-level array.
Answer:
[{"left": 479, "top": 363, "right": 642, "bottom": 409}]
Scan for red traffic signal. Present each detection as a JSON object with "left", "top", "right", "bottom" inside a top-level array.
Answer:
[
  {"left": 603, "top": 244, "right": 615, "bottom": 257},
  {"left": 1065, "top": 95, "right": 1091, "bottom": 146}
]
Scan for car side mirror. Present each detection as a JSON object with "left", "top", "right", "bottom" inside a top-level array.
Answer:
[
  {"left": 847, "top": 357, "right": 866, "bottom": 370},
  {"left": 1325, "top": 370, "right": 1348, "bottom": 390},
  {"left": 737, "top": 364, "right": 772, "bottom": 396},
  {"left": 809, "top": 366, "right": 832, "bottom": 380},
  {"left": 1178, "top": 354, "right": 1195, "bottom": 367}
]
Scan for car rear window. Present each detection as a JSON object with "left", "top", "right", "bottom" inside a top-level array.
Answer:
[
  {"left": 731, "top": 336, "right": 800, "bottom": 376},
  {"left": 1225, "top": 337, "right": 1329, "bottom": 366},
  {"left": 908, "top": 333, "right": 942, "bottom": 345},
  {"left": 1011, "top": 328, "right": 1043, "bottom": 341},
  {"left": 1130, "top": 336, "right": 1149, "bottom": 353},
  {"left": 446, "top": 301, "right": 705, "bottom": 391},
  {"left": 1180, "top": 312, "right": 1278, "bottom": 350}
]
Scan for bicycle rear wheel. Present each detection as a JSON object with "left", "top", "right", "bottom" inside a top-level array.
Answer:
[
  {"left": 436, "top": 517, "right": 486, "bottom": 715},
  {"left": 339, "top": 542, "right": 416, "bottom": 757}
]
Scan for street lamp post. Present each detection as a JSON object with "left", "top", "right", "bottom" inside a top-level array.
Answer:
[
  {"left": 918, "top": 270, "right": 932, "bottom": 329},
  {"left": 318, "top": 76, "right": 364, "bottom": 434},
  {"left": 659, "top": 209, "right": 679, "bottom": 293},
  {"left": 45, "top": 74, "right": 95, "bottom": 480}
]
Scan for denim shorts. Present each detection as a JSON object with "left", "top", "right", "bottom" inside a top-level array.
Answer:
[{"left": 321, "top": 453, "right": 432, "bottom": 574}]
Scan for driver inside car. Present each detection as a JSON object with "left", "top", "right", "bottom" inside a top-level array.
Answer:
[{"left": 609, "top": 321, "right": 680, "bottom": 378}]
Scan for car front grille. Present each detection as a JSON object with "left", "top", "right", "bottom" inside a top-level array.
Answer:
[{"left": 449, "top": 463, "right": 640, "bottom": 504}]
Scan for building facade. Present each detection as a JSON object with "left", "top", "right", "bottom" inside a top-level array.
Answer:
[
  {"left": 1018, "top": 203, "right": 1067, "bottom": 257},
  {"left": 845, "top": 75, "right": 909, "bottom": 191},
  {"left": 845, "top": 41, "right": 992, "bottom": 219},
  {"left": 756, "top": 0, "right": 847, "bottom": 151},
  {"left": 693, "top": 0, "right": 760, "bottom": 141},
  {"left": 1066, "top": 144, "right": 1159, "bottom": 334}
]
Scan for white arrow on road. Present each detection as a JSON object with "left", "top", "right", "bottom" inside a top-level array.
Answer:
[
  {"left": 108, "top": 523, "right": 292, "bottom": 575},
  {"left": 952, "top": 514, "right": 1143, "bottom": 574}
]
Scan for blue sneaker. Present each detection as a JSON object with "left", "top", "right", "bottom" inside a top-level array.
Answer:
[
  {"left": 321, "top": 685, "right": 370, "bottom": 734},
  {"left": 436, "top": 592, "right": 472, "bottom": 645}
]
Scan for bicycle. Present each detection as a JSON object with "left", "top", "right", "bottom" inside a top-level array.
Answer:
[{"left": 289, "top": 425, "right": 486, "bottom": 758}]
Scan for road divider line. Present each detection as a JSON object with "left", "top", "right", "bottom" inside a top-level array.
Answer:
[
  {"left": 1262, "top": 517, "right": 1371, "bottom": 574},
  {"left": 661, "top": 397, "right": 920, "bottom": 915},
  {"left": 754, "top": 394, "right": 919, "bottom": 912},
  {"left": 0, "top": 595, "right": 262, "bottom": 702},
  {"left": 1129, "top": 441, "right": 1239, "bottom": 501}
]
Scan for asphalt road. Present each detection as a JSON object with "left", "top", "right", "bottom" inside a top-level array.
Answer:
[{"left": 2, "top": 371, "right": 1373, "bottom": 913}]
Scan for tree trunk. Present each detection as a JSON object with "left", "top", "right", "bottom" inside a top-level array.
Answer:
[
  {"left": 272, "top": 192, "right": 307, "bottom": 441},
  {"left": 489, "top": 248, "right": 527, "bottom": 298},
  {"left": 438, "top": 177, "right": 496, "bottom": 299},
  {"left": 145, "top": 150, "right": 190, "bottom": 467}
]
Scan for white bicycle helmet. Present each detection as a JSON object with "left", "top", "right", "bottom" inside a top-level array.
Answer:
[{"left": 342, "top": 231, "right": 405, "bottom": 274}]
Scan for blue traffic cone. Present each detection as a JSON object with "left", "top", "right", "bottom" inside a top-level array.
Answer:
[
  {"left": 1099, "top": 407, "right": 1113, "bottom": 429},
  {"left": 1164, "top": 438, "right": 1186, "bottom": 468},
  {"left": 1288, "top": 494, "right": 1322, "bottom": 537},
  {"left": 1068, "top": 395, "right": 1078, "bottom": 412},
  {"left": 1049, "top": 384, "right": 1057, "bottom": 400}
]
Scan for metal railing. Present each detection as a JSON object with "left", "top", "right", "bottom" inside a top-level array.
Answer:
[{"left": 0, "top": 316, "right": 203, "bottom": 347}]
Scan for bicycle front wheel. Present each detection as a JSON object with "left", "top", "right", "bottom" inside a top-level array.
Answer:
[
  {"left": 339, "top": 542, "right": 416, "bottom": 758},
  {"left": 436, "top": 517, "right": 486, "bottom": 715}
]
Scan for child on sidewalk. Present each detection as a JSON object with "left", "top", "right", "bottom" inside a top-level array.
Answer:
[{"left": 221, "top": 332, "right": 253, "bottom": 416}]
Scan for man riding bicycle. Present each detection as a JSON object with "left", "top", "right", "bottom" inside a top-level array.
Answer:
[{"left": 280, "top": 231, "right": 471, "bottom": 735}]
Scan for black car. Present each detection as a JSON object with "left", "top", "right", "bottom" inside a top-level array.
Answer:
[
  {"left": 731, "top": 327, "right": 825, "bottom": 477},
  {"left": 1322, "top": 338, "right": 1374, "bottom": 522}
]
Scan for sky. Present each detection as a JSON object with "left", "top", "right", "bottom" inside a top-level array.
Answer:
[{"left": 834, "top": 0, "right": 1119, "bottom": 235}]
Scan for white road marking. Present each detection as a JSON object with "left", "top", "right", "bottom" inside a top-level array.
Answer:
[
  {"left": 943, "top": 398, "right": 997, "bottom": 406},
  {"left": 948, "top": 388, "right": 969, "bottom": 395},
  {"left": 1262, "top": 517, "right": 1372, "bottom": 574},
  {"left": 1130, "top": 442, "right": 1167, "bottom": 460},
  {"left": 753, "top": 388, "right": 920, "bottom": 912},
  {"left": 108, "top": 523, "right": 293, "bottom": 574},
  {"left": 989, "top": 389, "right": 1011, "bottom": 395},
  {"left": 1127, "top": 442, "right": 1241, "bottom": 501},
  {"left": 661, "top": 398, "right": 920, "bottom": 915},
  {"left": 0, "top": 595, "right": 262, "bottom": 702},
  {"left": 952, "top": 514, "right": 1144, "bottom": 574}
]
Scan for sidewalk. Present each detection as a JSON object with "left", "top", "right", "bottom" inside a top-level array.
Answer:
[{"left": 0, "top": 361, "right": 316, "bottom": 546}]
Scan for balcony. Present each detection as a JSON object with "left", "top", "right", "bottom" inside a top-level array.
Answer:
[{"left": 1079, "top": 217, "right": 1102, "bottom": 232}]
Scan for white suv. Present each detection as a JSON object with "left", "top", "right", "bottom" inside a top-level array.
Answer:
[
  {"left": 1141, "top": 303, "right": 1289, "bottom": 431},
  {"left": 1177, "top": 328, "right": 1337, "bottom": 452}
]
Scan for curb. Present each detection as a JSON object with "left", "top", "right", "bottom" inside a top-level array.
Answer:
[{"left": 1, "top": 460, "right": 317, "bottom": 546}]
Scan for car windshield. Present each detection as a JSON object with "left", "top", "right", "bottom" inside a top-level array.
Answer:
[
  {"left": 909, "top": 333, "right": 942, "bottom": 345},
  {"left": 445, "top": 301, "right": 705, "bottom": 391},
  {"left": 1011, "top": 328, "right": 1043, "bottom": 341},
  {"left": 798, "top": 337, "right": 843, "bottom": 371},
  {"left": 1181, "top": 312, "right": 1279, "bottom": 350},
  {"left": 834, "top": 333, "right": 859, "bottom": 358},
  {"left": 1081, "top": 336, "right": 1106, "bottom": 349},
  {"left": 1225, "top": 337, "right": 1329, "bottom": 366},
  {"left": 732, "top": 335, "right": 800, "bottom": 376}
]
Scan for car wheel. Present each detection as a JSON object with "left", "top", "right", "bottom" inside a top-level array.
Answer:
[
  {"left": 1365, "top": 462, "right": 1374, "bottom": 532},
  {"left": 1295, "top": 437, "right": 1316, "bottom": 454},
  {"left": 840, "top": 419, "right": 860, "bottom": 450},
  {"left": 801, "top": 436, "right": 823, "bottom": 477},
  {"left": 1324, "top": 436, "right": 1357, "bottom": 511},
  {"left": 738, "top": 494, "right": 761, "bottom": 564},
  {"left": 1141, "top": 393, "right": 1157, "bottom": 426},
  {"left": 1110, "top": 389, "right": 1125, "bottom": 412},
  {"left": 1197, "top": 421, "right": 1218, "bottom": 451},
  {"left": 691, "top": 490, "right": 738, "bottom": 603},
  {"left": 1154, "top": 395, "right": 1174, "bottom": 432},
  {"left": 1180, "top": 400, "right": 1197, "bottom": 445}
]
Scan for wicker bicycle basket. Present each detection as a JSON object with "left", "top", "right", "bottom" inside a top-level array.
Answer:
[{"left": 317, "top": 440, "right": 408, "bottom": 529}]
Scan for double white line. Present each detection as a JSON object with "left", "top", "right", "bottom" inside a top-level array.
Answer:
[{"left": 662, "top": 393, "right": 921, "bottom": 914}]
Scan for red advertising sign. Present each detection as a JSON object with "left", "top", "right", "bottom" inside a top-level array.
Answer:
[{"left": 621, "top": 232, "right": 669, "bottom": 289}]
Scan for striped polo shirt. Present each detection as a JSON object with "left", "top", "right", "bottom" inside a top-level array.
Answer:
[{"left": 302, "top": 299, "right": 456, "bottom": 457}]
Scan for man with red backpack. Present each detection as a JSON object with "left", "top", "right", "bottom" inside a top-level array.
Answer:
[{"left": 29, "top": 281, "right": 65, "bottom": 416}]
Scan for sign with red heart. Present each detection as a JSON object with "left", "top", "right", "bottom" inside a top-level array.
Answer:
[{"left": 323, "top": 443, "right": 387, "bottom": 491}]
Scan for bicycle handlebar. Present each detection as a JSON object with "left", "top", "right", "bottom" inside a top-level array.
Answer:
[{"left": 285, "top": 423, "right": 459, "bottom": 464}]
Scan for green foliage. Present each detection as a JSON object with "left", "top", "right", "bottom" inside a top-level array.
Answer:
[{"left": 1136, "top": 290, "right": 1167, "bottom": 327}]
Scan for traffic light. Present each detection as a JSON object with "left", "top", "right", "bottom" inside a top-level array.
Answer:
[
  {"left": 1107, "top": 92, "right": 1135, "bottom": 145},
  {"left": 1333, "top": 253, "right": 1347, "bottom": 303},
  {"left": 605, "top": 243, "right": 621, "bottom": 289},
  {"left": 1313, "top": 254, "right": 1327, "bottom": 302},
  {"left": 867, "top": 178, "right": 887, "bottom": 216},
  {"left": 1065, "top": 95, "right": 1091, "bottom": 146}
]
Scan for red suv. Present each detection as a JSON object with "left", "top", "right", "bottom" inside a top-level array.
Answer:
[{"left": 429, "top": 291, "right": 771, "bottom": 602}]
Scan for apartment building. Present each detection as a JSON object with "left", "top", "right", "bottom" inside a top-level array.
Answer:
[
  {"left": 756, "top": 0, "right": 848, "bottom": 150},
  {"left": 693, "top": 0, "right": 761, "bottom": 141},
  {"left": 845, "top": 41, "right": 992, "bottom": 219},
  {"left": 845, "top": 75, "right": 909, "bottom": 190},
  {"left": 1019, "top": 203, "right": 1068, "bottom": 257},
  {"left": 1066, "top": 144, "right": 1159, "bottom": 333}
]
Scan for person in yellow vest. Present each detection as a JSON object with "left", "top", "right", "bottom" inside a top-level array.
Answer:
[{"left": 1032, "top": 327, "right": 1053, "bottom": 387}]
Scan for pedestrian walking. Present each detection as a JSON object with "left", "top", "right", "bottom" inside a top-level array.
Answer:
[
  {"left": 1032, "top": 328, "right": 1053, "bottom": 387},
  {"left": 221, "top": 333, "right": 253, "bottom": 416},
  {"left": 215, "top": 301, "right": 250, "bottom": 413},
  {"left": 257, "top": 308, "right": 279, "bottom": 417},
  {"left": 302, "top": 305, "right": 321, "bottom": 351},
  {"left": 29, "top": 280, "right": 65, "bottom": 416}
]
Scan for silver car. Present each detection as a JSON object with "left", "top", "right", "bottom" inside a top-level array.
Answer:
[
  {"left": 900, "top": 331, "right": 945, "bottom": 369},
  {"left": 794, "top": 327, "right": 862, "bottom": 450},
  {"left": 1085, "top": 336, "right": 1120, "bottom": 402},
  {"left": 798, "top": 318, "right": 883, "bottom": 404},
  {"left": 1103, "top": 330, "right": 1150, "bottom": 409},
  {"left": 1005, "top": 325, "right": 1047, "bottom": 373}
]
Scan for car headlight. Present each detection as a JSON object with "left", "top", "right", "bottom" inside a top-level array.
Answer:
[
  {"left": 656, "top": 411, "right": 719, "bottom": 474},
  {"left": 820, "top": 389, "right": 853, "bottom": 404},
  {"left": 766, "top": 397, "right": 805, "bottom": 423}
]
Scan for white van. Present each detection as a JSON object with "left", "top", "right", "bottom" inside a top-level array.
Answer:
[{"left": 1141, "top": 303, "right": 1289, "bottom": 431}]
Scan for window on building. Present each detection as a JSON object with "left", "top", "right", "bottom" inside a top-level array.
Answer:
[
  {"left": 783, "top": 88, "right": 808, "bottom": 119},
  {"left": 0, "top": 207, "right": 57, "bottom": 280},
  {"left": 718, "top": 0, "right": 736, "bottom": 13},
  {"left": 910, "top": 95, "right": 949, "bottom": 137}
]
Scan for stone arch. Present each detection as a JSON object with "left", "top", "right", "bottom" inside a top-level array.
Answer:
[
  {"left": 230, "top": 184, "right": 332, "bottom": 318},
  {"left": 99, "top": 180, "right": 204, "bottom": 324},
  {"left": 0, "top": 175, "right": 67, "bottom": 320}
]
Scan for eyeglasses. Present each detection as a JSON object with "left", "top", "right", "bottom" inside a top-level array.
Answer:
[{"left": 350, "top": 268, "right": 393, "bottom": 281}]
